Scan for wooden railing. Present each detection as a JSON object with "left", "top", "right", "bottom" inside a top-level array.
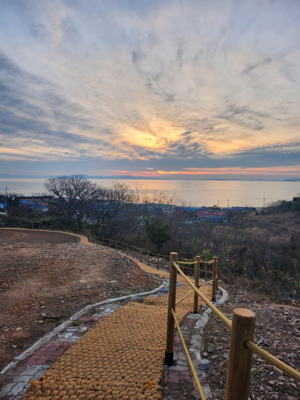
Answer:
[{"left": 165, "top": 252, "right": 300, "bottom": 400}]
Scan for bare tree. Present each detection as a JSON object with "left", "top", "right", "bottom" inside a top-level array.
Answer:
[{"left": 44, "top": 176, "right": 104, "bottom": 229}]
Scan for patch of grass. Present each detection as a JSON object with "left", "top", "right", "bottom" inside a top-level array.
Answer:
[
  {"left": 72, "top": 321, "right": 80, "bottom": 326},
  {"left": 252, "top": 369, "right": 260, "bottom": 377}
]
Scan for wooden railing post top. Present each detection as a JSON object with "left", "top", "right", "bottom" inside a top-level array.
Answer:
[
  {"left": 233, "top": 308, "right": 256, "bottom": 319},
  {"left": 195, "top": 255, "right": 200, "bottom": 260}
]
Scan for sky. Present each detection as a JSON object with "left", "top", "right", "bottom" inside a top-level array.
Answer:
[{"left": 0, "top": 0, "right": 300, "bottom": 180}]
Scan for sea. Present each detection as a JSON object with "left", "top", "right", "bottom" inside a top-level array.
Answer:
[{"left": 0, "top": 178, "right": 299, "bottom": 208}]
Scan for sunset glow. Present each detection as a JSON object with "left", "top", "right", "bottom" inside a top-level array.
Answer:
[{"left": 0, "top": 1, "right": 300, "bottom": 180}]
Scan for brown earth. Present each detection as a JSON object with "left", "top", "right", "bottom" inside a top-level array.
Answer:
[
  {"left": 0, "top": 229, "right": 162, "bottom": 374},
  {"left": 202, "top": 280, "right": 300, "bottom": 400}
]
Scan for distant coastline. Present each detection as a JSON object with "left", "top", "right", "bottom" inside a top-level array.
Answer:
[{"left": 0, "top": 174, "right": 299, "bottom": 182}]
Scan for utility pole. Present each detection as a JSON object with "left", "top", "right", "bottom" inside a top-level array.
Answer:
[
  {"left": 5, "top": 186, "right": 8, "bottom": 212},
  {"left": 192, "top": 211, "right": 195, "bottom": 243}
]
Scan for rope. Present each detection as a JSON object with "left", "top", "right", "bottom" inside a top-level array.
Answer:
[
  {"left": 175, "top": 290, "right": 194, "bottom": 305},
  {"left": 245, "top": 341, "right": 300, "bottom": 382},
  {"left": 173, "top": 262, "right": 232, "bottom": 329},
  {"left": 174, "top": 261, "right": 300, "bottom": 384},
  {"left": 177, "top": 260, "right": 197, "bottom": 265},
  {"left": 200, "top": 279, "right": 214, "bottom": 286},
  {"left": 171, "top": 309, "right": 206, "bottom": 400}
]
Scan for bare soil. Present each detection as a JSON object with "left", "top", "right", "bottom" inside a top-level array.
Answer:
[
  {"left": 202, "top": 280, "right": 300, "bottom": 400},
  {"left": 0, "top": 229, "right": 161, "bottom": 374}
]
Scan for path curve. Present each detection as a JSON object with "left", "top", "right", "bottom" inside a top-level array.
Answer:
[{"left": 21, "top": 253, "right": 211, "bottom": 399}]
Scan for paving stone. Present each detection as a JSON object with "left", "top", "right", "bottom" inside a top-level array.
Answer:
[
  {"left": 32, "top": 367, "right": 49, "bottom": 381},
  {"left": 181, "top": 370, "right": 192, "bottom": 381},
  {"left": 191, "top": 340, "right": 201, "bottom": 347},
  {"left": 66, "top": 326, "right": 80, "bottom": 332},
  {"left": 200, "top": 359, "right": 210, "bottom": 370},
  {"left": 168, "top": 371, "right": 180, "bottom": 383},
  {"left": 191, "top": 334, "right": 202, "bottom": 341},
  {"left": 0, "top": 383, "right": 16, "bottom": 397},
  {"left": 18, "top": 365, "right": 47, "bottom": 376},
  {"left": 186, "top": 314, "right": 201, "bottom": 320},
  {"left": 25, "top": 343, "right": 72, "bottom": 365},
  {"left": 177, "top": 359, "right": 188, "bottom": 366},
  {"left": 13, "top": 374, "right": 30, "bottom": 383},
  {"left": 10, "top": 382, "right": 27, "bottom": 397},
  {"left": 168, "top": 365, "right": 189, "bottom": 371}
]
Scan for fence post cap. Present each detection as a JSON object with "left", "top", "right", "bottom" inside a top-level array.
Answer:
[{"left": 233, "top": 308, "right": 255, "bottom": 318}]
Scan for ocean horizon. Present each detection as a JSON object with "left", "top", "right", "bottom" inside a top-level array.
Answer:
[{"left": 1, "top": 178, "right": 299, "bottom": 208}]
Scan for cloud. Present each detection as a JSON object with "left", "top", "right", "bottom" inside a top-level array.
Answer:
[{"left": 0, "top": 0, "right": 300, "bottom": 178}]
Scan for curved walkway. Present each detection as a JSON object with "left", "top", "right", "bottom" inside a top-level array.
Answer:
[
  {"left": 21, "top": 259, "right": 211, "bottom": 399},
  {"left": 0, "top": 228, "right": 93, "bottom": 246}
]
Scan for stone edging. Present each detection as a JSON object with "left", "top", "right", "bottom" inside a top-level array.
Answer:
[
  {"left": 191, "top": 285, "right": 228, "bottom": 399},
  {"left": 163, "top": 284, "right": 228, "bottom": 400},
  {"left": 0, "top": 281, "right": 167, "bottom": 375}
]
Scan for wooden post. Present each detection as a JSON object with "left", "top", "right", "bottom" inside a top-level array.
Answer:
[
  {"left": 148, "top": 250, "right": 150, "bottom": 265},
  {"left": 225, "top": 309, "right": 256, "bottom": 400},
  {"left": 157, "top": 253, "right": 160, "bottom": 270},
  {"left": 165, "top": 252, "right": 178, "bottom": 365},
  {"left": 215, "top": 257, "right": 219, "bottom": 291},
  {"left": 205, "top": 258, "right": 207, "bottom": 281},
  {"left": 194, "top": 256, "right": 200, "bottom": 313},
  {"left": 212, "top": 257, "right": 216, "bottom": 302}
]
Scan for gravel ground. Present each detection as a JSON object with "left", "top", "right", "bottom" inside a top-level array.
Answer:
[{"left": 202, "top": 281, "right": 300, "bottom": 400}]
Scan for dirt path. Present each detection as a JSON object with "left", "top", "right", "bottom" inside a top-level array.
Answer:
[
  {"left": 0, "top": 229, "right": 81, "bottom": 245},
  {"left": 21, "top": 269, "right": 211, "bottom": 399},
  {"left": 0, "top": 230, "right": 161, "bottom": 373}
]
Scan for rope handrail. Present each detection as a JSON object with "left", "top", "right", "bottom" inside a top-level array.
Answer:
[
  {"left": 177, "top": 260, "right": 197, "bottom": 265},
  {"left": 173, "top": 261, "right": 300, "bottom": 384},
  {"left": 173, "top": 262, "right": 232, "bottom": 329},
  {"left": 200, "top": 279, "right": 214, "bottom": 286},
  {"left": 171, "top": 308, "right": 206, "bottom": 400},
  {"left": 245, "top": 341, "right": 300, "bottom": 382},
  {"left": 175, "top": 290, "right": 194, "bottom": 305}
]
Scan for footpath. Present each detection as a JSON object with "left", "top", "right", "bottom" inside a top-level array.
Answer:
[{"left": 0, "top": 235, "right": 218, "bottom": 400}]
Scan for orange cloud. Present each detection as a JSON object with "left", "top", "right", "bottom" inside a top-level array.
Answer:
[
  {"left": 157, "top": 165, "right": 300, "bottom": 176},
  {"left": 109, "top": 170, "right": 158, "bottom": 177}
]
